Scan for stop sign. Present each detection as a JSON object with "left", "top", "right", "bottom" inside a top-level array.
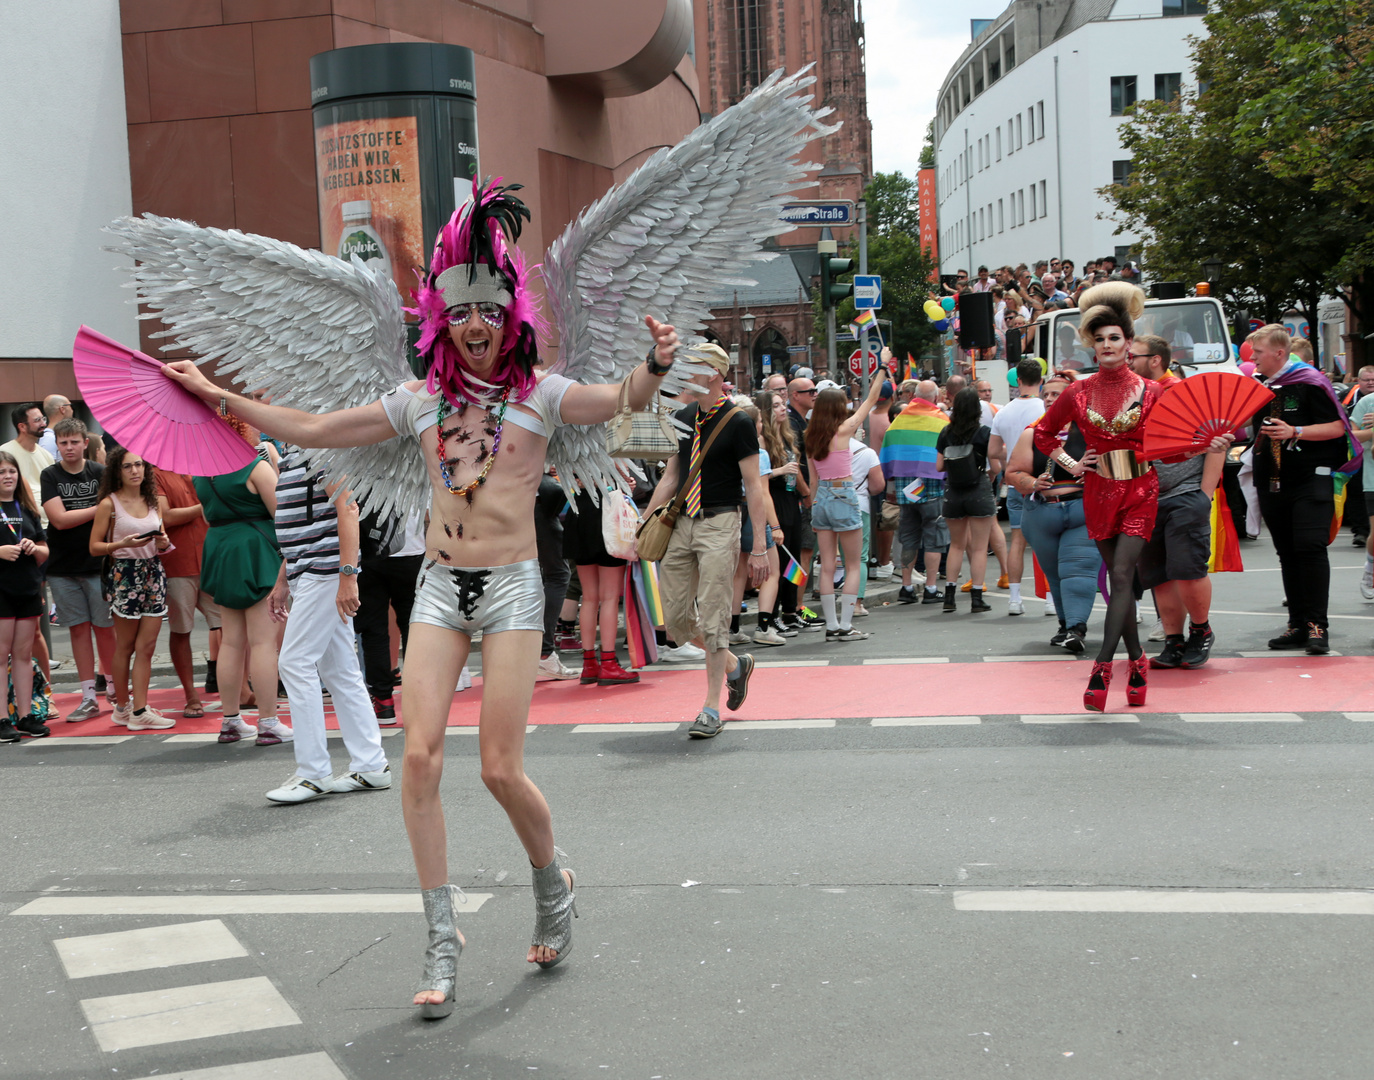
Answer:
[{"left": 847, "top": 348, "right": 879, "bottom": 378}]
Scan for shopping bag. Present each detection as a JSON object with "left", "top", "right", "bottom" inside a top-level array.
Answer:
[{"left": 602, "top": 490, "right": 640, "bottom": 560}]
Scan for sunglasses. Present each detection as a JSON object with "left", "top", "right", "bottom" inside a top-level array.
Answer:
[
  {"left": 796, "top": 388, "right": 819, "bottom": 396},
  {"left": 445, "top": 302, "right": 506, "bottom": 329}
]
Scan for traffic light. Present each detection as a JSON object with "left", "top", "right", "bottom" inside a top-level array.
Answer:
[{"left": 821, "top": 256, "right": 856, "bottom": 309}]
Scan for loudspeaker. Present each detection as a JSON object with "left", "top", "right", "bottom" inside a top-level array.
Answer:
[
  {"left": 1005, "top": 318, "right": 1022, "bottom": 366},
  {"left": 958, "top": 291, "right": 995, "bottom": 350},
  {"left": 1150, "top": 281, "right": 1186, "bottom": 300}
]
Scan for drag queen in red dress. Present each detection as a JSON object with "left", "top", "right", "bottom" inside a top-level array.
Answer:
[{"left": 1034, "top": 283, "right": 1159, "bottom": 710}]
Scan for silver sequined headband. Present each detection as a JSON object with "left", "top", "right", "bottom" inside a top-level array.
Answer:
[{"left": 436, "top": 264, "right": 513, "bottom": 309}]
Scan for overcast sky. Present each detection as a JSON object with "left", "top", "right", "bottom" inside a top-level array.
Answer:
[{"left": 865, "top": 0, "right": 989, "bottom": 177}]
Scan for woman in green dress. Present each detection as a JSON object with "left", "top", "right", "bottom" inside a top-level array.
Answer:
[{"left": 195, "top": 448, "right": 287, "bottom": 746}]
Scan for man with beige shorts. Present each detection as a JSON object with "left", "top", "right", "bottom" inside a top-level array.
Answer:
[{"left": 156, "top": 470, "right": 222, "bottom": 719}]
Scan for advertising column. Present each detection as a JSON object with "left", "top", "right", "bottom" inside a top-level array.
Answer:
[{"left": 310, "top": 43, "right": 480, "bottom": 329}]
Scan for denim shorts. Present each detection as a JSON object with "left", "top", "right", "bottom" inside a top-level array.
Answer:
[
  {"left": 739, "top": 515, "right": 777, "bottom": 554},
  {"left": 811, "top": 481, "right": 864, "bottom": 532}
]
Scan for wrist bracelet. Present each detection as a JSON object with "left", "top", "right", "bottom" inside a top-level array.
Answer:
[
  {"left": 218, "top": 396, "right": 230, "bottom": 419},
  {"left": 645, "top": 354, "right": 673, "bottom": 377},
  {"left": 1054, "top": 449, "right": 1078, "bottom": 471},
  {"left": 750, "top": 551, "right": 767, "bottom": 558}
]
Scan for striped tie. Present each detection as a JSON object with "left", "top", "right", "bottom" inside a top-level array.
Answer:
[{"left": 685, "top": 397, "right": 726, "bottom": 518}]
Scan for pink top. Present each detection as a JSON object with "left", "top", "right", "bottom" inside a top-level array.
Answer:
[
  {"left": 111, "top": 496, "right": 160, "bottom": 560},
  {"left": 814, "top": 443, "right": 853, "bottom": 481}
]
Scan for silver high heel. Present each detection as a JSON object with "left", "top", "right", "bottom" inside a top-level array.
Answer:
[
  {"left": 530, "top": 847, "right": 578, "bottom": 970},
  {"left": 416, "top": 883, "right": 464, "bottom": 1019}
]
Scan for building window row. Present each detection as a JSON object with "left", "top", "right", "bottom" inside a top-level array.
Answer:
[{"left": 1111, "top": 72, "right": 1183, "bottom": 115}]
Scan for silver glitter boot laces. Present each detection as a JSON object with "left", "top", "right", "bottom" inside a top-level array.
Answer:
[
  {"left": 416, "top": 883, "right": 465, "bottom": 1018},
  {"left": 530, "top": 847, "right": 578, "bottom": 969}
]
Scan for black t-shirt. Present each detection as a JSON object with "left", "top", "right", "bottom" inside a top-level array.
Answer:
[
  {"left": 936, "top": 426, "right": 992, "bottom": 488},
  {"left": 788, "top": 405, "right": 809, "bottom": 477},
  {"left": 0, "top": 503, "right": 47, "bottom": 597},
  {"left": 40, "top": 462, "right": 104, "bottom": 576},
  {"left": 673, "top": 403, "right": 759, "bottom": 510},
  {"left": 1253, "top": 383, "right": 1347, "bottom": 486}
]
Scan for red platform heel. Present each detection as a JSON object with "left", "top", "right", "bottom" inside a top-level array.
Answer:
[
  {"left": 1083, "top": 661, "right": 1113, "bottom": 713},
  {"left": 1125, "top": 654, "right": 1148, "bottom": 707}
]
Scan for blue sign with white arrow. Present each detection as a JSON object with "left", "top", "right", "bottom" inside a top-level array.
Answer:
[{"left": 853, "top": 275, "right": 882, "bottom": 310}]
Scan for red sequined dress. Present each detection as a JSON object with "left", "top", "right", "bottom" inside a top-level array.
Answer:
[{"left": 1033, "top": 364, "right": 1161, "bottom": 540}]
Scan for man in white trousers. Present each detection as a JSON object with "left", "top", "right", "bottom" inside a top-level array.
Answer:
[{"left": 266, "top": 451, "right": 390, "bottom": 804}]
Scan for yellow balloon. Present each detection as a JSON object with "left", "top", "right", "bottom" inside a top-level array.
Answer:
[{"left": 924, "top": 300, "right": 945, "bottom": 321}]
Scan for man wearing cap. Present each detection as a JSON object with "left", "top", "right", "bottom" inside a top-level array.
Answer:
[{"left": 644, "top": 344, "right": 770, "bottom": 739}]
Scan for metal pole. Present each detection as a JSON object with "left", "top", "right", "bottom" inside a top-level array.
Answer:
[
  {"left": 1054, "top": 54, "right": 1065, "bottom": 262},
  {"left": 827, "top": 307, "right": 837, "bottom": 375},
  {"left": 858, "top": 200, "right": 870, "bottom": 410}
]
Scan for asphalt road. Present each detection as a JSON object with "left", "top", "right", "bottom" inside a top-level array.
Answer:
[{"left": 4, "top": 539, "right": 1373, "bottom": 1080}]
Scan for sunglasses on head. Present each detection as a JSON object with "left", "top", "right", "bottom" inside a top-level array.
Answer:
[{"left": 445, "top": 301, "right": 506, "bottom": 329}]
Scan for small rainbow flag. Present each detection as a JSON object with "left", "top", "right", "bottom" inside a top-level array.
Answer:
[
  {"left": 783, "top": 558, "right": 808, "bottom": 588},
  {"left": 850, "top": 309, "right": 877, "bottom": 336}
]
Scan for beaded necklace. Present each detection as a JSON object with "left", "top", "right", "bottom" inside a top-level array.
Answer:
[{"left": 435, "top": 389, "right": 511, "bottom": 500}]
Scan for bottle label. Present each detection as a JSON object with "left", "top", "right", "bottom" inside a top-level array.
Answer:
[{"left": 340, "top": 229, "right": 385, "bottom": 263}]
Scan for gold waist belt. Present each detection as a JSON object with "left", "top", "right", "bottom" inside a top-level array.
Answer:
[{"left": 1096, "top": 449, "right": 1152, "bottom": 481}]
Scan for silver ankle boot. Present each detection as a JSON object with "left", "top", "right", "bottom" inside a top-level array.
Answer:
[
  {"left": 530, "top": 848, "right": 578, "bottom": 970},
  {"left": 416, "top": 883, "right": 464, "bottom": 1019}
]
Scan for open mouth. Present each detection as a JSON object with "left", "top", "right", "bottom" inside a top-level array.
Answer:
[{"left": 462, "top": 337, "right": 492, "bottom": 362}]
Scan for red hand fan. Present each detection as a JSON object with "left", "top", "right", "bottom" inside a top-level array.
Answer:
[
  {"left": 72, "top": 326, "right": 258, "bottom": 476},
  {"left": 1142, "top": 372, "right": 1274, "bottom": 460}
]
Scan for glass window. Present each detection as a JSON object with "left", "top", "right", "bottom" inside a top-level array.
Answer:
[
  {"left": 1016, "top": 114, "right": 1023, "bottom": 149},
  {"left": 1163, "top": 0, "right": 1207, "bottom": 15},
  {"left": 1110, "top": 75, "right": 1137, "bottom": 116},
  {"left": 996, "top": 128, "right": 1002, "bottom": 160},
  {"left": 1112, "top": 159, "right": 1134, "bottom": 185},
  {"left": 1018, "top": 189, "right": 1025, "bottom": 225},
  {"left": 1027, "top": 107, "right": 1035, "bottom": 141},
  {"left": 1155, "top": 72, "right": 1182, "bottom": 101},
  {"left": 1037, "top": 101, "right": 1045, "bottom": 138},
  {"left": 1029, "top": 185, "right": 1037, "bottom": 220},
  {"left": 1039, "top": 180, "right": 1047, "bottom": 215},
  {"left": 998, "top": 199, "right": 1004, "bottom": 233}
]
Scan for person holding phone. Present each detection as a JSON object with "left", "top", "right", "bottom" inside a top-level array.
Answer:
[{"left": 88, "top": 447, "right": 174, "bottom": 730}]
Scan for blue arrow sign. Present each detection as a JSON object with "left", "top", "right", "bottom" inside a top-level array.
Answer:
[
  {"left": 779, "top": 201, "right": 854, "bottom": 225},
  {"left": 854, "top": 275, "right": 882, "bottom": 310}
]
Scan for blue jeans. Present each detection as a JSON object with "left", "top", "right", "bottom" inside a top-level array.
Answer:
[{"left": 1020, "top": 498, "right": 1102, "bottom": 630}]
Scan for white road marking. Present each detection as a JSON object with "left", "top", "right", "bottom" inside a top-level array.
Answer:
[
  {"left": 753, "top": 660, "right": 831, "bottom": 668},
  {"left": 871, "top": 716, "right": 981, "bottom": 726},
  {"left": 650, "top": 663, "right": 706, "bottom": 671},
  {"left": 862, "top": 657, "right": 950, "bottom": 665},
  {"left": 25, "top": 736, "right": 133, "bottom": 745},
  {"left": 572, "top": 723, "right": 681, "bottom": 733},
  {"left": 163, "top": 734, "right": 223, "bottom": 743},
  {"left": 126, "top": 1051, "right": 346, "bottom": 1080},
  {"left": 953, "top": 889, "right": 1374, "bottom": 914},
  {"left": 13, "top": 893, "right": 492, "bottom": 916},
  {"left": 81, "top": 976, "right": 301, "bottom": 1051},
  {"left": 729, "top": 718, "right": 836, "bottom": 729},
  {"left": 982, "top": 654, "right": 1076, "bottom": 662},
  {"left": 1345, "top": 713, "right": 1374, "bottom": 722},
  {"left": 55, "top": 920, "right": 247, "bottom": 979},
  {"left": 1236, "top": 651, "right": 1343, "bottom": 658},
  {"left": 1181, "top": 713, "right": 1303, "bottom": 723},
  {"left": 1021, "top": 714, "right": 1140, "bottom": 724},
  {"left": 446, "top": 726, "right": 535, "bottom": 734}
]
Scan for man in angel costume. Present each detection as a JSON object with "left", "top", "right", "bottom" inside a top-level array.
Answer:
[{"left": 118, "top": 69, "right": 833, "bottom": 1021}]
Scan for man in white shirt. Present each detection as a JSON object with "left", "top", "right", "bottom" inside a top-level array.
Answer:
[
  {"left": 970, "top": 266, "right": 994, "bottom": 293},
  {"left": 988, "top": 359, "right": 1048, "bottom": 614}
]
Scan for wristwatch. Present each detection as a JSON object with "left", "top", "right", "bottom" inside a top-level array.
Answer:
[{"left": 339, "top": 564, "right": 360, "bottom": 577}]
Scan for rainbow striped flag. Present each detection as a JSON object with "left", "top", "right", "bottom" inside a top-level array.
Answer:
[
  {"left": 850, "top": 309, "right": 877, "bottom": 334},
  {"left": 637, "top": 558, "right": 665, "bottom": 625},
  {"left": 879, "top": 399, "right": 948, "bottom": 481},
  {"left": 1208, "top": 488, "right": 1244, "bottom": 572},
  {"left": 783, "top": 558, "right": 808, "bottom": 588}
]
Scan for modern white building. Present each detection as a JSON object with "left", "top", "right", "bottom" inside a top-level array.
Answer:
[{"left": 932, "top": 0, "right": 1208, "bottom": 277}]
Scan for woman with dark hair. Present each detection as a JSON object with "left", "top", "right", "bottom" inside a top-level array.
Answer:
[
  {"left": 935, "top": 388, "right": 1001, "bottom": 613},
  {"left": 0, "top": 450, "right": 51, "bottom": 741},
  {"left": 1032, "top": 283, "right": 1163, "bottom": 709},
  {"left": 89, "top": 447, "right": 173, "bottom": 730},
  {"left": 804, "top": 372, "right": 887, "bottom": 640},
  {"left": 755, "top": 390, "right": 800, "bottom": 640}
]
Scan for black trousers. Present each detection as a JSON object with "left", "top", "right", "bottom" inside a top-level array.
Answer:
[
  {"left": 1257, "top": 475, "right": 1334, "bottom": 629},
  {"left": 534, "top": 475, "right": 570, "bottom": 656},
  {"left": 355, "top": 553, "right": 423, "bottom": 697}
]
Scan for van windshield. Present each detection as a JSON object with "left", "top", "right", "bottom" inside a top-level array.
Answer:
[{"left": 1049, "top": 301, "right": 1229, "bottom": 371}]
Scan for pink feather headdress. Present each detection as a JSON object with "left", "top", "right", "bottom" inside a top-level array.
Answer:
[{"left": 409, "top": 176, "right": 547, "bottom": 406}]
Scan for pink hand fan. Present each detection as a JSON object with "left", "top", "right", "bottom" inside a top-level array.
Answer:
[{"left": 72, "top": 326, "right": 258, "bottom": 476}]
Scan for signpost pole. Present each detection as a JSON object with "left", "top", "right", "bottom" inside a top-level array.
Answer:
[{"left": 858, "top": 200, "right": 870, "bottom": 413}]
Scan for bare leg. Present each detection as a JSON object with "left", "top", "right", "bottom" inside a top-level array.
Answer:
[
  {"left": 967, "top": 517, "right": 993, "bottom": 587},
  {"left": 817, "top": 530, "right": 839, "bottom": 596},
  {"left": 945, "top": 518, "right": 969, "bottom": 583},
  {"left": 988, "top": 519, "right": 1008, "bottom": 580},
  {"left": 243, "top": 597, "right": 280, "bottom": 722},
  {"left": 169, "top": 631, "right": 202, "bottom": 711},
  {"left": 112, "top": 615, "right": 139, "bottom": 708},
  {"left": 1009, "top": 528, "right": 1027, "bottom": 583},
  {"left": 32, "top": 632, "right": 49, "bottom": 682},
  {"left": 68, "top": 623, "right": 96, "bottom": 684},
  {"left": 7, "top": 618, "right": 36, "bottom": 715},
  {"left": 597, "top": 565, "right": 622, "bottom": 652},
  {"left": 216, "top": 608, "right": 248, "bottom": 714},
  {"left": 838, "top": 528, "right": 862, "bottom": 597},
  {"left": 575, "top": 564, "right": 600, "bottom": 651},
  {"left": 698, "top": 642, "right": 736, "bottom": 714},
  {"left": 1154, "top": 581, "right": 1186, "bottom": 636},
  {"left": 130, "top": 616, "right": 162, "bottom": 711},
  {"left": 757, "top": 546, "right": 780, "bottom": 613},
  {"left": 1175, "top": 576, "right": 1213, "bottom": 625},
  {"left": 94, "top": 624, "right": 116, "bottom": 682}
]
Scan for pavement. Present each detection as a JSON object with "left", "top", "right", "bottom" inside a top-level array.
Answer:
[{"left": 6, "top": 534, "right": 1374, "bottom": 1079}]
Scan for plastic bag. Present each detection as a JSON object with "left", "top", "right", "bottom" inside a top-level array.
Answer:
[{"left": 602, "top": 491, "right": 640, "bottom": 560}]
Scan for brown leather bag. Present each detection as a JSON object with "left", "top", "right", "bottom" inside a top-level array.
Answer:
[{"left": 634, "top": 405, "right": 740, "bottom": 562}]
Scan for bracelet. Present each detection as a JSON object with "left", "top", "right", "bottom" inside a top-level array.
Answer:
[
  {"left": 645, "top": 353, "right": 673, "bottom": 377},
  {"left": 218, "top": 395, "right": 230, "bottom": 419},
  {"left": 1054, "top": 449, "right": 1079, "bottom": 471},
  {"left": 749, "top": 551, "right": 767, "bottom": 558}
]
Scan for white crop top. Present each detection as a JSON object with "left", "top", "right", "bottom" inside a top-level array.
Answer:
[{"left": 380, "top": 373, "right": 575, "bottom": 441}]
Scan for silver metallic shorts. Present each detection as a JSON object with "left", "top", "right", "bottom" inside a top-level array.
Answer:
[{"left": 411, "top": 558, "right": 544, "bottom": 637}]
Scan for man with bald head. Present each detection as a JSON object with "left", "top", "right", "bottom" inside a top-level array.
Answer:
[
  {"left": 39, "top": 395, "right": 73, "bottom": 458},
  {"left": 880, "top": 379, "right": 951, "bottom": 604},
  {"left": 941, "top": 375, "right": 967, "bottom": 416}
]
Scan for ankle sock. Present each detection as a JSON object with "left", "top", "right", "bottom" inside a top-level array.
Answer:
[
  {"left": 730, "top": 614, "right": 741, "bottom": 633},
  {"left": 726, "top": 661, "right": 741, "bottom": 682},
  {"left": 1189, "top": 621, "right": 1210, "bottom": 634},
  {"left": 80, "top": 680, "right": 96, "bottom": 701},
  {"left": 133, "top": 707, "right": 146, "bottom": 717},
  {"left": 655, "top": 629, "right": 669, "bottom": 646},
  {"left": 702, "top": 706, "right": 720, "bottom": 720},
  {"left": 1009, "top": 583, "right": 1022, "bottom": 602},
  {"left": 840, "top": 594, "right": 857, "bottom": 630},
  {"left": 758, "top": 611, "right": 774, "bottom": 630},
  {"left": 820, "top": 592, "right": 839, "bottom": 630}
]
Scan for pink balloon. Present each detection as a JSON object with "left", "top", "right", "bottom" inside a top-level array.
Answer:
[
  {"left": 1239, "top": 361, "right": 1256, "bottom": 377},
  {"left": 1239, "top": 340, "right": 1253, "bottom": 364}
]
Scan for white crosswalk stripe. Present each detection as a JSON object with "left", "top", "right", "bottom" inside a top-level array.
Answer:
[
  {"left": 953, "top": 889, "right": 1374, "bottom": 914},
  {"left": 17, "top": 893, "right": 493, "bottom": 916},
  {"left": 127, "top": 1051, "right": 347, "bottom": 1080},
  {"left": 80, "top": 976, "right": 301, "bottom": 1052},
  {"left": 55, "top": 920, "right": 247, "bottom": 978}
]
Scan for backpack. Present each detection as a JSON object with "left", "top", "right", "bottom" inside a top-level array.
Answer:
[
  {"left": 942, "top": 441, "right": 984, "bottom": 490},
  {"left": 358, "top": 505, "right": 401, "bottom": 561}
]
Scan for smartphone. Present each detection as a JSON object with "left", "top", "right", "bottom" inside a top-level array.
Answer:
[{"left": 131, "top": 529, "right": 161, "bottom": 540}]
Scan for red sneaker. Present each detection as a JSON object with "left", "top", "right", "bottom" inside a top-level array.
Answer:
[{"left": 596, "top": 654, "right": 640, "bottom": 686}]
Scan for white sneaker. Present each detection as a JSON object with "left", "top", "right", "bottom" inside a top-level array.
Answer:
[
  {"left": 456, "top": 666, "right": 473, "bottom": 692},
  {"left": 1007, "top": 598, "right": 1024, "bottom": 616},
  {"left": 659, "top": 642, "right": 705, "bottom": 663},
  {"left": 111, "top": 703, "right": 132, "bottom": 726},
  {"left": 752, "top": 626, "right": 786, "bottom": 646},
  {"left": 729, "top": 629, "right": 752, "bottom": 646},
  {"left": 852, "top": 603, "right": 870, "bottom": 618},
  {"left": 217, "top": 716, "right": 258, "bottom": 744},
  {"left": 1043, "top": 593, "right": 1056, "bottom": 617},
  {"left": 1362, "top": 565, "right": 1374, "bottom": 601},
  {"left": 127, "top": 707, "right": 175, "bottom": 731},
  {"left": 255, "top": 718, "right": 294, "bottom": 745},
  {"left": 909, "top": 570, "right": 926, "bottom": 586},
  {"left": 266, "top": 774, "right": 332, "bottom": 804},
  {"left": 536, "top": 653, "right": 578, "bottom": 680},
  {"left": 328, "top": 765, "right": 392, "bottom": 793},
  {"left": 1148, "top": 620, "right": 1167, "bottom": 642},
  {"left": 874, "top": 562, "right": 895, "bottom": 581}
]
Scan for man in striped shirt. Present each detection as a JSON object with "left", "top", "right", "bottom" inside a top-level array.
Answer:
[{"left": 266, "top": 451, "right": 391, "bottom": 804}]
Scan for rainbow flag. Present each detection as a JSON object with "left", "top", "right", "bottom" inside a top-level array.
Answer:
[
  {"left": 879, "top": 399, "right": 948, "bottom": 481},
  {"left": 1208, "top": 488, "right": 1244, "bottom": 572},
  {"left": 637, "top": 558, "right": 665, "bottom": 625},
  {"left": 850, "top": 309, "right": 877, "bottom": 335},
  {"left": 779, "top": 544, "right": 808, "bottom": 588}
]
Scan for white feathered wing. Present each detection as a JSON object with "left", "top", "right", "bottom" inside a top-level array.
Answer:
[
  {"left": 104, "top": 214, "right": 427, "bottom": 523},
  {"left": 543, "top": 65, "right": 838, "bottom": 504}
]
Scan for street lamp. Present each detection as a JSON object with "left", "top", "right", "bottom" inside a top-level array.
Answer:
[
  {"left": 1201, "top": 259, "right": 1222, "bottom": 284},
  {"left": 739, "top": 312, "right": 755, "bottom": 388}
]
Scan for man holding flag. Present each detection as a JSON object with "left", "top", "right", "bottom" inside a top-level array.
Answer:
[{"left": 879, "top": 380, "right": 950, "bottom": 605}]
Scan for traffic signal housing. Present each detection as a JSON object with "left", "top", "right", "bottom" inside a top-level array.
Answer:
[{"left": 821, "top": 256, "right": 855, "bottom": 309}]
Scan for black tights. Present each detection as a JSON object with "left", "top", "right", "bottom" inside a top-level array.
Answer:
[{"left": 1094, "top": 535, "right": 1145, "bottom": 664}]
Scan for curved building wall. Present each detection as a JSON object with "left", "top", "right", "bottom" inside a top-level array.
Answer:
[{"left": 933, "top": 2, "right": 1206, "bottom": 275}]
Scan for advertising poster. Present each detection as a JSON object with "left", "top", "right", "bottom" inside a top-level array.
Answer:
[
  {"left": 917, "top": 167, "right": 939, "bottom": 277},
  {"left": 315, "top": 118, "right": 424, "bottom": 309}
]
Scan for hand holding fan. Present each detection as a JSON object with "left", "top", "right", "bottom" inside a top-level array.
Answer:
[
  {"left": 1142, "top": 372, "right": 1274, "bottom": 460},
  {"left": 72, "top": 326, "right": 258, "bottom": 476}
]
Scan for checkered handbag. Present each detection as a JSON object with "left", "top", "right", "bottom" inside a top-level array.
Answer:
[{"left": 605, "top": 376, "right": 680, "bottom": 460}]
